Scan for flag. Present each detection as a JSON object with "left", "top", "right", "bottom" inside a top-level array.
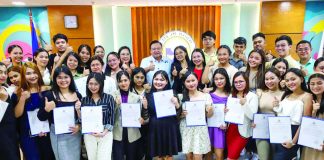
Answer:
[{"left": 29, "top": 8, "right": 39, "bottom": 56}]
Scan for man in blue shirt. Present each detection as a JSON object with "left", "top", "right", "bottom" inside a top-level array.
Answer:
[{"left": 230, "top": 37, "right": 247, "bottom": 69}]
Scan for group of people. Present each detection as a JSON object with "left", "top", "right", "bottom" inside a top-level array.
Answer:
[{"left": 0, "top": 31, "right": 323, "bottom": 160}]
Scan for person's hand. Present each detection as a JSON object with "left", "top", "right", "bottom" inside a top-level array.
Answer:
[
  {"left": 143, "top": 83, "right": 151, "bottom": 93},
  {"left": 21, "top": 89, "right": 31, "bottom": 100},
  {"left": 65, "top": 46, "right": 73, "bottom": 53},
  {"left": 181, "top": 110, "right": 188, "bottom": 117},
  {"left": 280, "top": 80, "right": 286, "bottom": 89},
  {"left": 171, "top": 97, "right": 180, "bottom": 109},
  {"left": 224, "top": 106, "right": 229, "bottom": 113},
  {"left": 172, "top": 66, "right": 178, "bottom": 77},
  {"left": 179, "top": 67, "right": 188, "bottom": 76},
  {"left": 2, "top": 58, "right": 11, "bottom": 67},
  {"left": 54, "top": 55, "right": 60, "bottom": 64},
  {"left": 206, "top": 105, "right": 213, "bottom": 117},
  {"left": 130, "top": 63, "right": 136, "bottom": 70},
  {"left": 282, "top": 140, "right": 294, "bottom": 149},
  {"left": 38, "top": 132, "right": 47, "bottom": 137},
  {"left": 139, "top": 117, "right": 145, "bottom": 125},
  {"left": 207, "top": 59, "right": 215, "bottom": 67},
  {"left": 300, "top": 66, "right": 308, "bottom": 77},
  {"left": 75, "top": 100, "right": 81, "bottom": 118},
  {"left": 83, "top": 68, "right": 90, "bottom": 76},
  {"left": 141, "top": 96, "right": 148, "bottom": 109},
  {"left": 92, "top": 130, "right": 108, "bottom": 138},
  {"left": 202, "top": 84, "right": 212, "bottom": 93},
  {"left": 219, "top": 124, "right": 227, "bottom": 130},
  {"left": 251, "top": 123, "right": 256, "bottom": 128},
  {"left": 122, "top": 62, "right": 129, "bottom": 71},
  {"left": 0, "top": 87, "right": 8, "bottom": 101},
  {"left": 273, "top": 96, "right": 280, "bottom": 108},
  {"left": 45, "top": 97, "right": 56, "bottom": 112},
  {"left": 148, "top": 61, "right": 155, "bottom": 71},
  {"left": 69, "top": 124, "right": 80, "bottom": 135},
  {"left": 115, "top": 96, "right": 121, "bottom": 105},
  {"left": 239, "top": 95, "right": 246, "bottom": 105},
  {"left": 312, "top": 100, "right": 320, "bottom": 110}
]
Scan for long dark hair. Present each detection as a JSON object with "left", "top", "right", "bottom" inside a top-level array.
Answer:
[
  {"left": 189, "top": 48, "right": 206, "bottom": 71},
  {"left": 232, "top": 71, "right": 250, "bottom": 97},
  {"left": 173, "top": 46, "right": 190, "bottom": 67},
  {"left": 78, "top": 44, "right": 91, "bottom": 68},
  {"left": 181, "top": 71, "right": 199, "bottom": 102},
  {"left": 245, "top": 49, "right": 266, "bottom": 89},
  {"left": 281, "top": 68, "right": 309, "bottom": 100},
  {"left": 210, "top": 68, "right": 231, "bottom": 94},
  {"left": 151, "top": 70, "right": 171, "bottom": 92},
  {"left": 130, "top": 67, "right": 147, "bottom": 92},
  {"left": 308, "top": 73, "right": 324, "bottom": 116},
  {"left": 63, "top": 52, "right": 83, "bottom": 74},
  {"left": 272, "top": 58, "right": 289, "bottom": 78},
  {"left": 86, "top": 72, "right": 104, "bottom": 97},
  {"left": 52, "top": 66, "right": 77, "bottom": 101}
]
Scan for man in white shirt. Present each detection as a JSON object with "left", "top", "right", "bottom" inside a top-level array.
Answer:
[{"left": 140, "top": 40, "right": 172, "bottom": 84}]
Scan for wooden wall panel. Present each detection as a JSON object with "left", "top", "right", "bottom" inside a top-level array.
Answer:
[
  {"left": 131, "top": 6, "right": 221, "bottom": 66},
  {"left": 47, "top": 6, "right": 94, "bottom": 54},
  {"left": 261, "top": 1, "right": 305, "bottom": 59}
]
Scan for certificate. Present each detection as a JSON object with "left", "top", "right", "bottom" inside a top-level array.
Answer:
[
  {"left": 153, "top": 90, "right": 176, "bottom": 118},
  {"left": 185, "top": 101, "right": 206, "bottom": 126},
  {"left": 298, "top": 117, "right": 324, "bottom": 150},
  {"left": 75, "top": 76, "right": 88, "bottom": 97},
  {"left": 81, "top": 106, "right": 103, "bottom": 134},
  {"left": 207, "top": 104, "right": 225, "bottom": 127},
  {"left": 121, "top": 103, "right": 141, "bottom": 127},
  {"left": 0, "top": 100, "right": 8, "bottom": 123},
  {"left": 225, "top": 97, "right": 244, "bottom": 125},
  {"left": 27, "top": 109, "right": 50, "bottom": 135},
  {"left": 268, "top": 116, "right": 292, "bottom": 143},
  {"left": 252, "top": 114, "right": 274, "bottom": 139},
  {"left": 53, "top": 106, "right": 75, "bottom": 134}
]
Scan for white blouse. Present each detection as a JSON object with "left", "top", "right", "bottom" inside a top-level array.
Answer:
[{"left": 273, "top": 98, "right": 304, "bottom": 125}]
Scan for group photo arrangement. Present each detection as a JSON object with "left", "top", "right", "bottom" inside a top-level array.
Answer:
[{"left": 0, "top": 1, "right": 324, "bottom": 160}]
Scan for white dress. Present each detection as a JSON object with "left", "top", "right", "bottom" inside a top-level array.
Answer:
[{"left": 180, "top": 92, "right": 212, "bottom": 154}]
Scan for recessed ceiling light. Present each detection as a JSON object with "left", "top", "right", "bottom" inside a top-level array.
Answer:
[{"left": 12, "top": 1, "right": 26, "bottom": 6}]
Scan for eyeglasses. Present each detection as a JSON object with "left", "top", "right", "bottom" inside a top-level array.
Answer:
[
  {"left": 297, "top": 48, "right": 310, "bottom": 52},
  {"left": 234, "top": 80, "right": 245, "bottom": 85}
]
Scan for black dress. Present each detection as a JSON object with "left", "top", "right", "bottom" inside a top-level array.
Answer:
[
  {"left": 0, "top": 95, "right": 20, "bottom": 160},
  {"left": 146, "top": 92, "right": 182, "bottom": 157}
]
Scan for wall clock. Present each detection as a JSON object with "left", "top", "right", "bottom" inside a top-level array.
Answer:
[{"left": 64, "top": 15, "right": 78, "bottom": 29}]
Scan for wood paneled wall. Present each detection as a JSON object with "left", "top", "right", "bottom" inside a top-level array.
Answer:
[
  {"left": 131, "top": 6, "right": 221, "bottom": 66},
  {"left": 261, "top": 1, "right": 306, "bottom": 60},
  {"left": 47, "top": 6, "right": 94, "bottom": 54}
]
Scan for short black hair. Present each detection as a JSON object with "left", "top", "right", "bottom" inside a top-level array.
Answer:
[
  {"left": 217, "top": 45, "right": 232, "bottom": 56},
  {"left": 296, "top": 40, "right": 312, "bottom": 50},
  {"left": 52, "top": 33, "right": 68, "bottom": 43},
  {"left": 149, "top": 40, "right": 162, "bottom": 49},
  {"left": 202, "top": 31, "right": 216, "bottom": 40},
  {"left": 252, "top": 32, "right": 265, "bottom": 40},
  {"left": 275, "top": 35, "right": 292, "bottom": 45},
  {"left": 234, "top": 37, "right": 247, "bottom": 46}
]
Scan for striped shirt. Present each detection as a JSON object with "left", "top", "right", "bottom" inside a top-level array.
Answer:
[{"left": 81, "top": 93, "right": 115, "bottom": 131}]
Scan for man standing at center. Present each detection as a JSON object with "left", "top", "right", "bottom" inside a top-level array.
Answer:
[
  {"left": 202, "top": 31, "right": 219, "bottom": 65},
  {"left": 140, "top": 40, "right": 172, "bottom": 84}
]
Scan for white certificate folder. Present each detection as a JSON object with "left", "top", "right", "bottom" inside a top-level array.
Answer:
[
  {"left": 185, "top": 101, "right": 206, "bottom": 126},
  {"left": 53, "top": 106, "right": 75, "bottom": 134},
  {"left": 153, "top": 90, "right": 176, "bottom": 118},
  {"left": 298, "top": 117, "right": 324, "bottom": 150},
  {"left": 207, "top": 104, "right": 225, "bottom": 127},
  {"left": 268, "top": 116, "right": 292, "bottom": 143},
  {"left": 225, "top": 97, "right": 244, "bottom": 125},
  {"left": 27, "top": 109, "right": 50, "bottom": 136},
  {"left": 252, "top": 113, "right": 274, "bottom": 139},
  {"left": 121, "top": 103, "right": 141, "bottom": 128},
  {"left": 81, "top": 106, "right": 104, "bottom": 134}
]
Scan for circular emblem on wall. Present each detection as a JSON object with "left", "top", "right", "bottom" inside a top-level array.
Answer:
[{"left": 160, "top": 30, "right": 195, "bottom": 60}]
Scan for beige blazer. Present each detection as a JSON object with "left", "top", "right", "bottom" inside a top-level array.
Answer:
[{"left": 112, "top": 90, "right": 142, "bottom": 143}]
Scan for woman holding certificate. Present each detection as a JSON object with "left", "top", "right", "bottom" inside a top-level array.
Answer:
[
  {"left": 112, "top": 70, "right": 148, "bottom": 160},
  {"left": 80, "top": 72, "right": 115, "bottom": 160},
  {"left": 255, "top": 67, "right": 284, "bottom": 160},
  {"left": 205, "top": 68, "right": 231, "bottom": 160},
  {"left": 0, "top": 62, "right": 20, "bottom": 160},
  {"left": 145, "top": 70, "right": 182, "bottom": 159},
  {"left": 179, "top": 71, "right": 213, "bottom": 159},
  {"left": 273, "top": 68, "right": 312, "bottom": 160},
  {"left": 226, "top": 71, "right": 258, "bottom": 160},
  {"left": 13, "top": 62, "right": 54, "bottom": 160},
  {"left": 301, "top": 73, "right": 324, "bottom": 160},
  {"left": 171, "top": 46, "right": 190, "bottom": 94},
  {"left": 38, "top": 66, "right": 82, "bottom": 160}
]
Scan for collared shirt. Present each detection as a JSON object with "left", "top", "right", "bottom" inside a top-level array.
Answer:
[
  {"left": 81, "top": 93, "right": 115, "bottom": 131},
  {"left": 300, "top": 58, "right": 315, "bottom": 82},
  {"left": 230, "top": 56, "right": 245, "bottom": 70},
  {"left": 140, "top": 56, "right": 172, "bottom": 85},
  {"left": 203, "top": 49, "right": 219, "bottom": 65}
]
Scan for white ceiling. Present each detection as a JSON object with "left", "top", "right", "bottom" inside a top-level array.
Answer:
[{"left": 0, "top": 0, "right": 286, "bottom": 7}]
